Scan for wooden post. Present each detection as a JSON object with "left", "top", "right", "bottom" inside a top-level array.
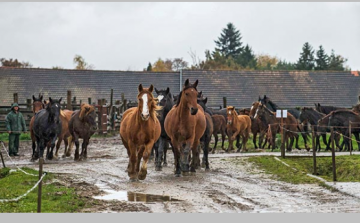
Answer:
[
  {"left": 280, "top": 110, "right": 285, "bottom": 158},
  {"left": 349, "top": 121, "right": 352, "bottom": 156},
  {"left": 97, "top": 99, "right": 103, "bottom": 135},
  {"left": 13, "top": 93, "right": 18, "bottom": 103},
  {"left": 88, "top": 98, "right": 92, "bottom": 105},
  {"left": 67, "top": 91, "right": 72, "bottom": 110},
  {"left": 37, "top": 158, "right": 44, "bottom": 213},
  {"left": 26, "top": 99, "right": 32, "bottom": 110},
  {"left": 223, "top": 97, "right": 227, "bottom": 109},
  {"left": 0, "top": 146, "right": 6, "bottom": 168},
  {"left": 331, "top": 127, "right": 337, "bottom": 181},
  {"left": 312, "top": 126, "right": 317, "bottom": 175}
]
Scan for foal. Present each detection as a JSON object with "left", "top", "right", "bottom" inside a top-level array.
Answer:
[
  {"left": 120, "top": 84, "right": 161, "bottom": 181},
  {"left": 226, "top": 106, "right": 251, "bottom": 152}
]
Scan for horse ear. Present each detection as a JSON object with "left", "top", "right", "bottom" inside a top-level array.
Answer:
[
  {"left": 258, "top": 96, "right": 261, "bottom": 101},
  {"left": 264, "top": 95, "right": 267, "bottom": 99},
  {"left": 204, "top": 97, "right": 207, "bottom": 104},
  {"left": 49, "top": 97, "right": 53, "bottom": 103},
  {"left": 40, "top": 95, "right": 43, "bottom": 101},
  {"left": 59, "top": 97, "right": 62, "bottom": 103},
  {"left": 155, "top": 88, "right": 159, "bottom": 94},
  {"left": 166, "top": 87, "right": 170, "bottom": 95},
  {"left": 148, "top": 84, "right": 154, "bottom": 92},
  {"left": 138, "top": 84, "right": 143, "bottom": 92},
  {"left": 32, "top": 95, "right": 35, "bottom": 101},
  {"left": 193, "top": 79, "right": 199, "bottom": 88},
  {"left": 184, "top": 79, "right": 190, "bottom": 87},
  {"left": 318, "top": 103, "right": 320, "bottom": 107}
]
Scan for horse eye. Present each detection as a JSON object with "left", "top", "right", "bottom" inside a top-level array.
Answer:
[{"left": 185, "top": 93, "right": 188, "bottom": 96}]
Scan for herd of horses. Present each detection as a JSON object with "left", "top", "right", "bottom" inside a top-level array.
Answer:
[{"left": 27, "top": 79, "right": 360, "bottom": 181}]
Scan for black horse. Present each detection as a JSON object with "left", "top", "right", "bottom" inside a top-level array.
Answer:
[
  {"left": 153, "top": 87, "right": 174, "bottom": 171},
  {"left": 299, "top": 107, "right": 329, "bottom": 152},
  {"left": 327, "top": 110, "right": 360, "bottom": 151},
  {"left": 197, "top": 97, "right": 213, "bottom": 170},
  {"left": 259, "top": 95, "right": 309, "bottom": 149},
  {"left": 314, "top": 103, "right": 347, "bottom": 115},
  {"left": 33, "top": 97, "right": 62, "bottom": 160}
]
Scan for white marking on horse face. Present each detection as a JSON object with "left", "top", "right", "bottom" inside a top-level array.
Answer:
[
  {"left": 55, "top": 104, "right": 59, "bottom": 108},
  {"left": 157, "top": 95, "right": 164, "bottom": 103},
  {"left": 251, "top": 106, "right": 253, "bottom": 111},
  {"left": 142, "top": 94, "right": 149, "bottom": 116},
  {"left": 254, "top": 108, "right": 259, "bottom": 119},
  {"left": 229, "top": 111, "right": 231, "bottom": 115},
  {"left": 191, "top": 89, "right": 194, "bottom": 91}
]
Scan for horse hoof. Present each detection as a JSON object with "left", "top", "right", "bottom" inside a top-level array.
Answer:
[
  {"left": 201, "top": 163, "right": 205, "bottom": 168},
  {"left": 130, "top": 178, "right": 139, "bottom": 182},
  {"left": 163, "top": 163, "right": 168, "bottom": 167},
  {"left": 155, "top": 166, "right": 162, "bottom": 172},
  {"left": 175, "top": 174, "right": 181, "bottom": 177},
  {"left": 205, "top": 168, "right": 210, "bottom": 172},
  {"left": 182, "top": 172, "right": 190, "bottom": 176}
]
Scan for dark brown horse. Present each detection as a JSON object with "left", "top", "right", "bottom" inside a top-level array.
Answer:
[
  {"left": 68, "top": 103, "right": 97, "bottom": 161},
  {"left": 315, "top": 103, "right": 347, "bottom": 115},
  {"left": 210, "top": 114, "right": 226, "bottom": 153},
  {"left": 120, "top": 84, "right": 161, "bottom": 181},
  {"left": 30, "top": 94, "right": 45, "bottom": 161},
  {"left": 226, "top": 106, "right": 251, "bottom": 152},
  {"left": 165, "top": 79, "right": 206, "bottom": 176},
  {"left": 254, "top": 103, "right": 305, "bottom": 151}
]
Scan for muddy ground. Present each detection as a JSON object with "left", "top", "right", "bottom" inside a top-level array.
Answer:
[{"left": 4, "top": 137, "right": 360, "bottom": 213}]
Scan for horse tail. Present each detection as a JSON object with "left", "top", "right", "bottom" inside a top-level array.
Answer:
[{"left": 67, "top": 136, "right": 74, "bottom": 156}]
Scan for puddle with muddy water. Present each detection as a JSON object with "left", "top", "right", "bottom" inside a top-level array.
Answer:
[{"left": 94, "top": 184, "right": 181, "bottom": 203}]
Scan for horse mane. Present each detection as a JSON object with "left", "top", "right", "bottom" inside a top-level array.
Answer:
[
  {"left": 60, "top": 110, "right": 66, "bottom": 118},
  {"left": 267, "top": 99, "right": 279, "bottom": 111},
  {"left": 175, "top": 85, "right": 197, "bottom": 107},
  {"left": 79, "top": 103, "right": 95, "bottom": 121},
  {"left": 331, "top": 109, "right": 357, "bottom": 116}
]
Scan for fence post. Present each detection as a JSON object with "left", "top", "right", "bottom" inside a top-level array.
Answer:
[
  {"left": 349, "top": 121, "right": 352, "bottom": 156},
  {"left": 331, "top": 127, "right": 337, "bottom": 182},
  {"left": 37, "top": 158, "right": 44, "bottom": 213},
  {"left": 26, "top": 99, "right": 32, "bottom": 110},
  {"left": 97, "top": 99, "right": 103, "bottom": 135},
  {"left": 223, "top": 97, "right": 227, "bottom": 109},
  {"left": 13, "top": 93, "right": 18, "bottom": 103},
  {"left": 88, "top": 98, "right": 92, "bottom": 105},
  {"left": 312, "top": 126, "right": 317, "bottom": 175},
  {"left": 280, "top": 110, "right": 285, "bottom": 158},
  {"left": 0, "top": 146, "right": 6, "bottom": 168},
  {"left": 67, "top": 91, "right": 72, "bottom": 110}
]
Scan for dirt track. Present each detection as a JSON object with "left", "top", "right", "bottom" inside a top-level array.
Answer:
[{"left": 5, "top": 137, "right": 360, "bottom": 213}]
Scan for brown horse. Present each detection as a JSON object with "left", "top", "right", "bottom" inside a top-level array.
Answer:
[
  {"left": 53, "top": 109, "right": 74, "bottom": 158},
  {"left": 226, "top": 106, "right": 251, "bottom": 152},
  {"left": 69, "top": 103, "right": 97, "bottom": 161},
  {"left": 30, "top": 94, "right": 45, "bottom": 161},
  {"left": 249, "top": 102, "right": 269, "bottom": 149},
  {"left": 210, "top": 114, "right": 226, "bottom": 153},
  {"left": 254, "top": 103, "right": 305, "bottom": 151},
  {"left": 120, "top": 84, "right": 161, "bottom": 181},
  {"left": 165, "top": 79, "right": 206, "bottom": 176}
]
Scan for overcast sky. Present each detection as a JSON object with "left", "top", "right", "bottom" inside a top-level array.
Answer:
[{"left": 0, "top": 2, "right": 359, "bottom": 71}]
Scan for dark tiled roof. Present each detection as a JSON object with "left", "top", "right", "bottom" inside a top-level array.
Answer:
[{"left": 0, "top": 67, "right": 359, "bottom": 109}]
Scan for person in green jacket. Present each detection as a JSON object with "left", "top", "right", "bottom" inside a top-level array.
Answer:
[{"left": 5, "top": 103, "right": 27, "bottom": 156}]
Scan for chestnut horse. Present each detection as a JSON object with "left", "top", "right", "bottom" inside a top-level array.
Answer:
[
  {"left": 165, "top": 79, "right": 206, "bottom": 176},
  {"left": 226, "top": 106, "right": 251, "bottom": 152},
  {"left": 30, "top": 94, "right": 45, "bottom": 161},
  {"left": 53, "top": 109, "right": 74, "bottom": 158},
  {"left": 120, "top": 84, "right": 161, "bottom": 181}
]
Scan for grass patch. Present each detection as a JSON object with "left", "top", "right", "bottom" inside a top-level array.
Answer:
[
  {"left": 0, "top": 167, "right": 86, "bottom": 213},
  {"left": 0, "top": 133, "right": 31, "bottom": 142},
  {"left": 248, "top": 156, "right": 360, "bottom": 184}
]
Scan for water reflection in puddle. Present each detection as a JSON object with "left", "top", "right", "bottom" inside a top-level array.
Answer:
[{"left": 94, "top": 188, "right": 181, "bottom": 202}]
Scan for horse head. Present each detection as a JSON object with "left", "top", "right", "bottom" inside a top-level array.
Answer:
[
  {"left": 138, "top": 84, "right": 159, "bottom": 121},
  {"left": 32, "top": 94, "right": 44, "bottom": 113},
  {"left": 47, "top": 97, "right": 62, "bottom": 124},
  {"left": 226, "top": 106, "right": 237, "bottom": 125},
  {"left": 155, "top": 87, "right": 171, "bottom": 107},
  {"left": 249, "top": 101, "right": 261, "bottom": 119},
  {"left": 178, "top": 79, "right": 199, "bottom": 115},
  {"left": 197, "top": 97, "right": 207, "bottom": 111}
]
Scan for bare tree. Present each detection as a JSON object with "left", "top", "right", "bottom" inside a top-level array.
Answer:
[{"left": 73, "top": 55, "right": 94, "bottom": 70}]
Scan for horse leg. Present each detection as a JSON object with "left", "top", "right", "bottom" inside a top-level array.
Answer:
[
  {"left": 79, "top": 139, "right": 87, "bottom": 160},
  {"left": 62, "top": 136, "right": 68, "bottom": 158},
  {"left": 139, "top": 140, "right": 156, "bottom": 180},
  {"left": 127, "top": 142, "right": 139, "bottom": 181},
  {"left": 212, "top": 133, "right": 218, "bottom": 153},
  {"left": 66, "top": 136, "right": 73, "bottom": 157},
  {"left": 203, "top": 134, "right": 210, "bottom": 171},
  {"left": 74, "top": 133, "right": 80, "bottom": 161},
  {"left": 236, "top": 135, "right": 241, "bottom": 150},
  {"left": 163, "top": 141, "right": 168, "bottom": 166},
  {"left": 48, "top": 135, "right": 57, "bottom": 160},
  {"left": 83, "top": 138, "right": 89, "bottom": 159},
  {"left": 172, "top": 141, "right": 181, "bottom": 177},
  {"left": 294, "top": 134, "right": 300, "bottom": 150},
  {"left": 253, "top": 131, "right": 258, "bottom": 149},
  {"left": 31, "top": 130, "right": 37, "bottom": 161},
  {"left": 54, "top": 136, "right": 62, "bottom": 159},
  {"left": 221, "top": 131, "right": 226, "bottom": 150},
  {"left": 190, "top": 140, "right": 200, "bottom": 173},
  {"left": 155, "top": 138, "right": 163, "bottom": 171}
]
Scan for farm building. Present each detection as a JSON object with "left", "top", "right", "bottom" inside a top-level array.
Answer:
[{"left": 0, "top": 67, "right": 360, "bottom": 109}]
